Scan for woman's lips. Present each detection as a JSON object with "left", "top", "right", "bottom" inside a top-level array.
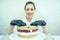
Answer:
[{"left": 27, "top": 13, "right": 33, "bottom": 16}]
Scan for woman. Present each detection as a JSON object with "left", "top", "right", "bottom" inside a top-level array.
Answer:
[{"left": 7, "top": 1, "right": 48, "bottom": 40}]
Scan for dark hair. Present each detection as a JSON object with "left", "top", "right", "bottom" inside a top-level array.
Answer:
[{"left": 24, "top": 1, "right": 36, "bottom": 10}]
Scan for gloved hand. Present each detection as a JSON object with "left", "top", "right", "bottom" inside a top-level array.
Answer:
[
  {"left": 10, "top": 20, "right": 17, "bottom": 26},
  {"left": 30, "top": 20, "right": 46, "bottom": 26},
  {"left": 16, "top": 20, "right": 26, "bottom": 26},
  {"left": 10, "top": 20, "right": 26, "bottom": 26}
]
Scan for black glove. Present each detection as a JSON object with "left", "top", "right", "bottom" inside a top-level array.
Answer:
[
  {"left": 16, "top": 20, "right": 26, "bottom": 26},
  {"left": 10, "top": 20, "right": 26, "bottom": 26},
  {"left": 30, "top": 21, "right": 38, "bottom": 26},
  {"left": 10, "top": 20, "right": 17, "bottom": 26},
  {"left": 30, "top": 20, "right": 46, "bottom": 26}
]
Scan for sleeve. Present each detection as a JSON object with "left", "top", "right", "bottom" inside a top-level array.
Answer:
[{"left": 10, "top": 20, "right": 17, "bottom": 26}]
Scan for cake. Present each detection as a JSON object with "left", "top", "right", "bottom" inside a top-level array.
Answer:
[
  {"left": 10, "top": 20, "right": 46, "bottom": 38},
  {"left": 17, "top": 26, "right": 39, "bottom": 38}
]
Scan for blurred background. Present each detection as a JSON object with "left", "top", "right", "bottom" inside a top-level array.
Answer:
[{"left": 0, "top": 0, "right": 60, "bottom": 35}]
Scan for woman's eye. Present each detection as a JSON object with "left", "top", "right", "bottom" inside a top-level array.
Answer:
[
  {"left": 26, "top": 9, "right": 29, "bottom": 11},
  {"left": 31, "top": 8, "right": 33, "bottom": 11}
]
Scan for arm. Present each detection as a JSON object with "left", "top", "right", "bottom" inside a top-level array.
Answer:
[
  {"left": 7, "top": 25, "right": 14, "bottom": 35},
  {"left": 6, "top": 20, "right": 16, "bottom": 35},
  {"left": 42, "top": 25, "right": 48, "bottom": 35}
]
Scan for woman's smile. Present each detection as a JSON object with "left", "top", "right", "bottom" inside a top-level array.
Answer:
[{"left": 27, "top": 13, "right": 33, "bottom": 16}]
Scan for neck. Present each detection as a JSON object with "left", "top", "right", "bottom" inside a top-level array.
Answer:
[{"left": 26, "top": 16, "right": 32, "bottom": 22}]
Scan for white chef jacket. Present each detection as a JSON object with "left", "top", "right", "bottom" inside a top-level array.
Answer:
[{"left": 9, "top": 17, "right": 46, "bottom": 40}]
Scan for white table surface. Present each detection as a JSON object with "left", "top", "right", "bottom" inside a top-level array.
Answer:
[
  {"left": 0, "top": 35, "right": 60, "bottom": 40},
  {"left": 53, "top": 36, "right": 60, "bottom": 40}
]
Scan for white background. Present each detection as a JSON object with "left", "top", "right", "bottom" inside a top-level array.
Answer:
[{"left": 0, "top": 0, "right": 60, "bottom": 35}]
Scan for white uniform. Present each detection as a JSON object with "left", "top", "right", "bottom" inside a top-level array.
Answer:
[{"left": 9, "top": 17, "right": 46, "bottom": 40}]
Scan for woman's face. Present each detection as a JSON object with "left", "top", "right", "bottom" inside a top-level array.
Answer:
[{"left": 25, "top": 4, "right": 35, "bottom": 18}]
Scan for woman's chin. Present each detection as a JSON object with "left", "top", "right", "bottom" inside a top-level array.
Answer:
[{"left": 28, "top": 16, "right": 33, "bottom": 18}]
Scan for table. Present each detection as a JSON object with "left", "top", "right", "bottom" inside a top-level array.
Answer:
[{"left": 0, "top": 35, "right": 60, "bottom": 40}]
